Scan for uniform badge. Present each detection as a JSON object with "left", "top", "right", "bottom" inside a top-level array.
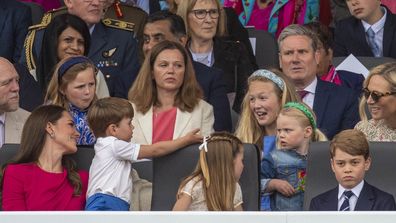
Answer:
[{"left": 102, "top": 48, "right": 117, "bottom": 58}]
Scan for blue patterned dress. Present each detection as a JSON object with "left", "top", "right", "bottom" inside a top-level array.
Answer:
[{"left": 68, "top": 104, "right": 96, "bottom": 145}]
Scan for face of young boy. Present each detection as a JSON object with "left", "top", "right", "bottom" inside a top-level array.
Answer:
[
  {"left": 114, "top": 117, "right": 134, "bottom": 142},
  {"left": 331, "top": 148, "right": 371, "bottom": 189},
  {"left": 345, "top": 0, "right": 382, "bottom": 23}
]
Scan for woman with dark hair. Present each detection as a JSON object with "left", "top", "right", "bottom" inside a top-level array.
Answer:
[
  {"left": 128, "top": 40, "right": 214, "bottom": 144},
  {"left": 35, "top": 13, "right": 108, "bottom": 98},
  {"left": 1, "top": 105, "right": 88, "bottom": 210}
]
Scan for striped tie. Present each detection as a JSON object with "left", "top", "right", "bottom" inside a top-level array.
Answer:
[
  {"left": 340, "top": 190, "right": 354, "bottom": 211},
  {"left": 366, "top": 27, "right": 381, "bottom": 57}
]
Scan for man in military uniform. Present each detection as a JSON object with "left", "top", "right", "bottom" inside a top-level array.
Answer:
[{"left": 21, "top": 0, "right": 140, "bottom": 97}]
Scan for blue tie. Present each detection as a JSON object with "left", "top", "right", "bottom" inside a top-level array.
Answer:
[
  {"left": 366, "top": 27, "right": 381, "bottom": 57},
  {"left": 340, "top": 190, "right": 354, "bottom": 211}
]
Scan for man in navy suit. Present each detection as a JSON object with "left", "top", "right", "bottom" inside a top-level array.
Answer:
[
  {"left": 333, "top": 0, "right": 396, "bottom": 58},
  {"left": 278, "top": 24, "right": 360, "bottom": 139},
  {"left": 310, "top": 129, "right": 395, "bottom": 211},
  {"left": 21, "top": 0, "right": 140, "bottom": 97},
  {"left": 139, "top": 11, "right": 232, "bottom": 132},
  {"left": 0, "top": 0, "right": 32, "bottom": 63}
]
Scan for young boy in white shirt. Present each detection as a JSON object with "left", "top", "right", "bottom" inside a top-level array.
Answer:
[{"left": 85, "top": 97, "right": 202, "bottom": 210}]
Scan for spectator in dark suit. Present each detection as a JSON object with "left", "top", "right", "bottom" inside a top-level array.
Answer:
[
  {"left": 0, "top": 0, "right": 32, "bottom": 63},
  {"left": 310, "top": 129, "right": 396, "bottom": 211},
  {"left": 139, "top": 11, "right": 232, "bottom": 132},
  {"left": 333, "top": 0, "right": 396, "bottom": 58},
  {"left": 278, "top": 24, "right": 360, "bottom": 139}
]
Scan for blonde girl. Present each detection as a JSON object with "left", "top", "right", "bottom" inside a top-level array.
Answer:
[
  {"left": 173, "top": 132, "right": 244, "bottom": 211},
  {"left": 261, "top": 102, "right": 327, "bottom": 211}
]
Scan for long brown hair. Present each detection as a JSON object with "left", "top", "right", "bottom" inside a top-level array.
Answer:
[
  {"left": 177, "top": 132, "right": 243, "bottom": 211},
  {"left": 128, "top": 40, "right": 202, "bottom": 114},
  {"left": 0, "top": 105, "right": 83, "bottom": 196}
]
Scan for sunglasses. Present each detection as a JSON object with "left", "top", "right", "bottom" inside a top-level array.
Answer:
[{"left": 362, "top": 88, "right": 396, "bottom": 103}]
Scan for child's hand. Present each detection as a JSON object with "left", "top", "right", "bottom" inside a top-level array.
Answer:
[
  {"left": 270, "top": 179, "right": 296, "bottom": 197},
  {"left": 182, "top": 128, "right": 203, "bottom": 144}
]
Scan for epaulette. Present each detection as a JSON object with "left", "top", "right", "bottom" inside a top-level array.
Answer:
[
  {"left": 24, "top": 7, "right": 67, "bottom": 70},
  {"left": 102, "top": 18, "right": 135, "bottom": 32}
]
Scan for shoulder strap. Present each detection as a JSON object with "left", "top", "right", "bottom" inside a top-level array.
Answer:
[{"left": 102, "top": 18, "right": 135, "bottom": 32}]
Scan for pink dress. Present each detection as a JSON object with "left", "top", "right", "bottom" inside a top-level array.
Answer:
[
  {"left": 2, "top": 163, "right": 88, "bottom": 211},
  {"left": 152, "top": 107, "right": 177, "bottom": 143}
]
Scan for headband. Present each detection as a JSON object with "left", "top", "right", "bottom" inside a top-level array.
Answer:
[
  {"left": 283, "top": 102, "right": 317, "bottom": 130},
  {"left": 250, "top": 69, "right": 285, "bottom": 90},
  {"left": 58, "top": 56, "right": 93, "bottom": 83}
]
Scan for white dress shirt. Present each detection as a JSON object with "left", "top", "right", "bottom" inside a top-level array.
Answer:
[
  {"left": 301, "top": 77, "right": 317, "bottom": 109},
  {"left": 337, "top": 180, "right": 364, "bottom": 211}
]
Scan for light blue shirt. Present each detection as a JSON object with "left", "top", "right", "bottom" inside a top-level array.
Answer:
[{"left": 362, "top": 7, "right": 387, "bottom": 57}]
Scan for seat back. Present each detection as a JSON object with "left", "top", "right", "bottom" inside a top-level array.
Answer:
[
  {"left": 0, "top": 144, "right": 153, "bottom": 181},
  {"left": 333, "top": 56, "right": 396, "bottom": 70},
  {"left": 151, "top": 143, "right": 260, "bottom": 211},
  {"left": 303, "top": 141, "right": 396, "bottom": 210},
  {"left": 247, "top": 27, "right": 279, "bottom": 69}
]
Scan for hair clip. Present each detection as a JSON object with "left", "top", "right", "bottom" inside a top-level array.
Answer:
[{"left": 198, "top": 136, "right": 209, "bottom": 152}]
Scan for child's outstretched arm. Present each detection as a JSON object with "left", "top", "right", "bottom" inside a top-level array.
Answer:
[
  {"left": 138, "top": 128, "right": 202, "bottom": 159},
  {"left": 173, "top": 193, "right": 192, "bottom": 211}
]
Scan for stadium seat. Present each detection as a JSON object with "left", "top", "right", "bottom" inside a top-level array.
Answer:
[
  {"left": 246, "top": 27, "right": 279, "bottom": 69},
  {"left": 151, "top": 143, "right": 260, "bottom": 211}
]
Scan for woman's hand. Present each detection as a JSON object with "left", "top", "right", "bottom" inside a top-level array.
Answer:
[{"left": 182, "top": 128, "right": 203, "bottom": 144}]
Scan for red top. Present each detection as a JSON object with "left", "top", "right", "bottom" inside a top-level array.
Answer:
[
  {"left": 152, "top": 107, "right": 177, "bottom": 143},
  {"left": 2, "top": 163, "right": 88, "bottom": 211}
]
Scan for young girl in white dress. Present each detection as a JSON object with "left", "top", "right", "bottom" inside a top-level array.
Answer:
[{"left": 173, "top": 132, "right": 244, "bottom": 211}]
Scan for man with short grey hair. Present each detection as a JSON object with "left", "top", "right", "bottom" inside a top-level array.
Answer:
[
  {"left": 278, "top": 24, "right": 360, "bottom": 139},
  {"left": 0, "top": 57, "right": 29, "bottom": 147}
]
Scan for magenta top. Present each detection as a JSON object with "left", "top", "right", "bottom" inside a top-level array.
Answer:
[
  {"left": 2, "top": 163, "right": 88, "bottom": 211},
  {"left": 152, "top": 107, "right": 177, "bottom": 143}
]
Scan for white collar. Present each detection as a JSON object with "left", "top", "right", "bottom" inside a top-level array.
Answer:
[
  {"left": 362, "top": 6, "right": 387, "bottom": 33},
  {"left": 89, "top": 24, "right": 96, "bottom": 35},
  {"left": 303, "top": 77, "right": 317, "bottom": 94},
  {"left": 338, "top": 180, "right": 365, "bottom": 200}
]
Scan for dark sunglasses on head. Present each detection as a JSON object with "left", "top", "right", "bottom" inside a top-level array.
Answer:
[{"left": 362, "top": 88, "right": 396, "bottom": 103}]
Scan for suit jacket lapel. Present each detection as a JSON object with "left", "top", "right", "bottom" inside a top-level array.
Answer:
[
  {"left": 137, "top": 107, "right": 153, "bottom": 144},
  {"left": 355, "top": 181, "right": 375, "bottom": 210},
  {"left": 313, "top": 78, "right": 329, "bottom": 127},
  {"left": 173, "top": 109, "right": 192, "bottom": 139},
  {"left": 4, "top": 111, "right": 24, "bottom": 143},
  {"left": 382, "top": 8, "right": 396, "bottom": 57},
  {"left": 88, "top": 22, "right": 108, "bottom": 58}
]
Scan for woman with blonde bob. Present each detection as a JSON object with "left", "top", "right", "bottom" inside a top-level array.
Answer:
[
  {"left": 45, "top": 56, "right": 98, "bottom": 145},
  {"left": 128, "top": 40, "right": 214, "bottom": 144},
  {"left": 355, "top": 62, "right": 396, "bottom": 141},
  {"left": 173, "top": 132, "right": 244, "bottom": 211}
]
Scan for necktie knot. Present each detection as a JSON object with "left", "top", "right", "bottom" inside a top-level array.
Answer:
[
  {"left": 344, "top": 190, "right": 354, "bottom": 199},
  {"left": 297, "top": 90, "right": 309, "bottom": 100}
]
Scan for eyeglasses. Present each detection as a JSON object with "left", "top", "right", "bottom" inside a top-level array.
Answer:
[
  {"left": 362, "top": 88, "right": 396, "bottom": 103},
  {"left": 191, "top": 9, "right": 220, "bottom": 19}
]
